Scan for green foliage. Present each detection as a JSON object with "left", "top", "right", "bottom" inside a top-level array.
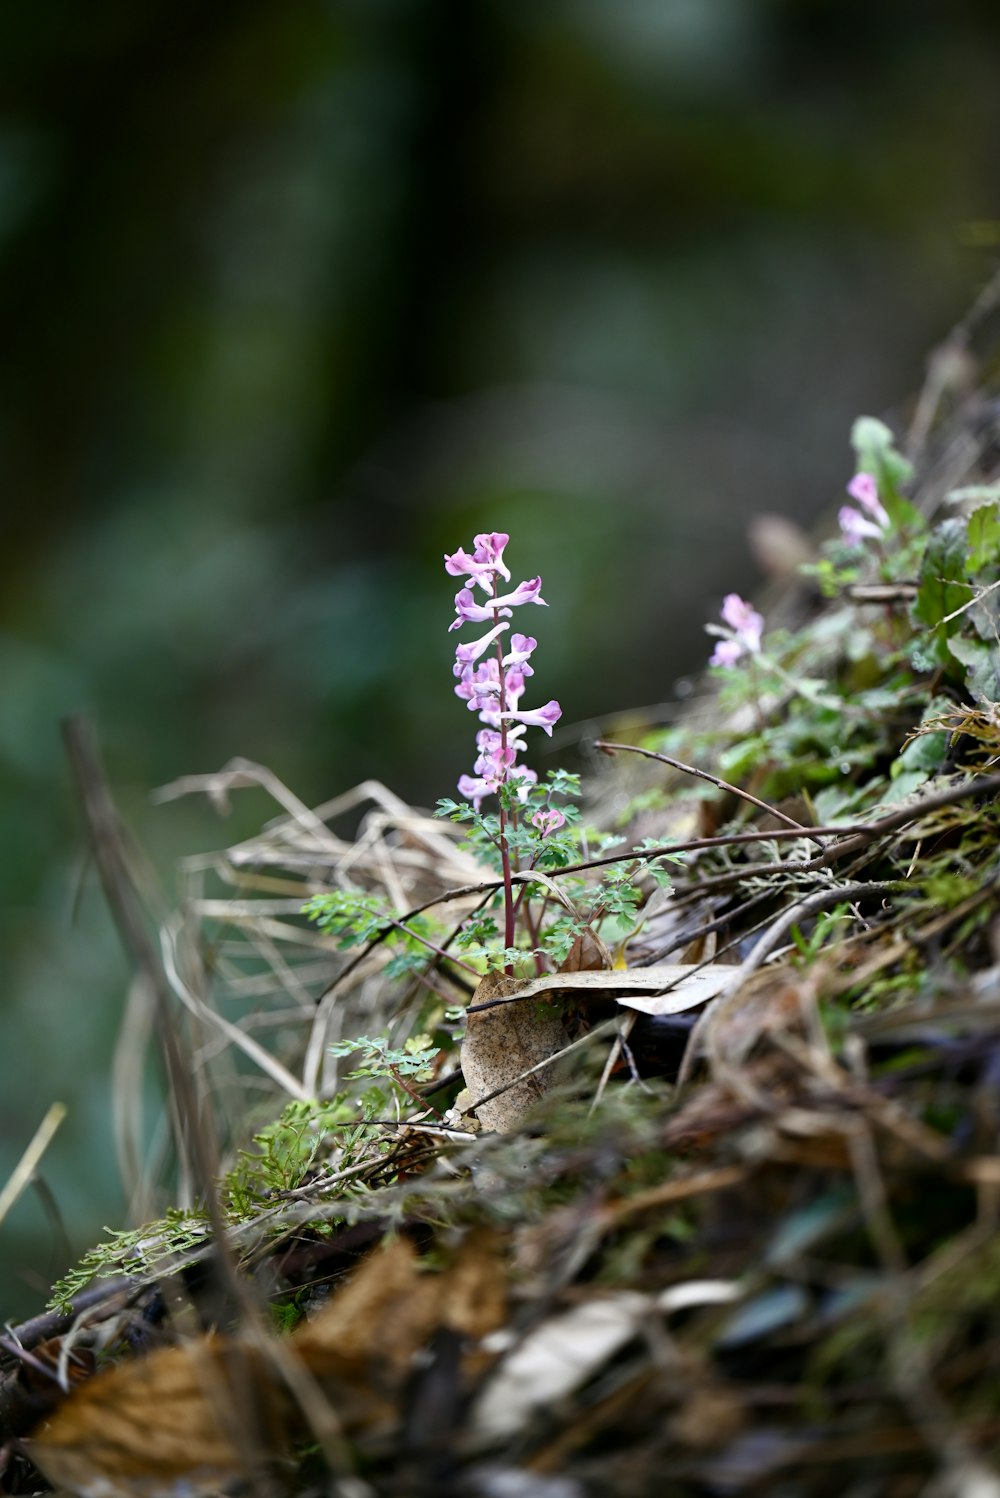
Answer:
[
  {"left": 966, "top": 500, "right": 1000, "bottom": 574},
  {"left": 790, "top": 904, "right": 853, "bottom": 964},
  {"left": 302, "top": 889, "right": 437, "bottom": 979},
  {"left": 47, "top": 1209, "right": 212, "bottom": 1314},
  {"left": 329, "top": 1033, "right": 441, "bottom": 1082},
  {"left": 657, "top": 423, "right": 998, "bottom": 813},
  {"left": 297, "top": 418, "right": 995, "bottom": 1099},
  {"left": 225, "top": 1097, "right": 357, "bottom": 1216},
  {"left": 911, "top": 516, "right": 972, "bottom": 670}
]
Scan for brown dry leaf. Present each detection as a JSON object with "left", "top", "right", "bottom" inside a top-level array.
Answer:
[
  {"left": 26, "top": 1338, "right": 284, "bottom": 1498},
  {"left": 559, "top": 925, "right": 612, "bottom": 973},
  {"left": 461, "top": 971, "right": 569, "bottom": 1132},
  {"left": 703, "top": 965, "right": 804, "bottom": 1068},
  {"left": 293, "top": 1233, "right": 441, "bottom": 1384},
  {"left": 460, "top": 965, "right": 739, "bottom": 1129},
  {"left": 474, "top": 965, "right": 738, "bottom": 1016},
  {"left": 27, "top": 1234, "right": 509, "bottom": 1498},
  {"left": 441, "top": 1227, "right": 507, "bottom": 1351}
]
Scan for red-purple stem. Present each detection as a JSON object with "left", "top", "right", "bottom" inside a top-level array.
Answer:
[{"left": 491, "top": 583, "right": 516, "bottom": 971}]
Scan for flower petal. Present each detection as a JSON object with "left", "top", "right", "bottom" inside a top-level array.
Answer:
[
  {"left": 710, "top": 639, "right": 743, "bottom": 668},
  {"left": 846, "top": 472, "right": 889, "bottom": 528},
  {"left": 454, "top": 622, "right": 509, "bottom": 668},
  {"left": 500, "top": 699, "right": 562, "bottom": 736}
]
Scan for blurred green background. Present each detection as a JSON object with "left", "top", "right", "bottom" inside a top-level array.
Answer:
[{"left": 2, "top": 0, "right": 999, "bottom": 1316}]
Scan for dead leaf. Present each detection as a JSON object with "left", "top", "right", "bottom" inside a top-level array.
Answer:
[
  {"left": 26, "top": 1338, "right": 283, "bottom": 1498},
  {"left": 293, "top": 1233, "right": 439, "bottom": 1384},
  {"left": 559, "top": 925, "right": 613, "bottom": 973},
  {"left": 470, "top": 1294, "right": 650, "bottom": 1441},
  {"left": 27, "top": 1232, "right": 509, "bottom": 1498},
  {"left": 441, "top": 1227, "right": 508, "bottom": 1357},
  {"left": 461, "top": 972, "right": 570, "bottom": 1132},
  {"left": 611, "top": 964, "right": 738, "bottom": 1016},
  {"left": 468, "top": 964, "right": 738, "bottom": 1017}
]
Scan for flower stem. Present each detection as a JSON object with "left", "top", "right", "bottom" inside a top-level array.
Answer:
[{"left": 492, "top": 592, "right": 516, "bottom": 972}]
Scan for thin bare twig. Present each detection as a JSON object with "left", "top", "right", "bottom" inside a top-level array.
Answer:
[{"left": 594, "top": 739, "right": 825, "bottom": 845}]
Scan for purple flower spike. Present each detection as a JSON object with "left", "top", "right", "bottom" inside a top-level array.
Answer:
[{"left": 446, "top": 534, "right": 560, "bottom": 804}]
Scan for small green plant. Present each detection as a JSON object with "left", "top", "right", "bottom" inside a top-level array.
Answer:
[
  {"left": 329, "top": 1032, "right": 440, "bottom": 1080},
  {"left": 47, "top": 1208, "right": 212, "bottom": 1313},
  {"left": 224, "top": 1096, "right": 357, "bottom": 1215},
  {"left": 686, "top": 419, "right": 999, "bottom": 812},
  {"left": 327, "top": 1032, "right": 444, "bottom": 1113},
  {"left": 298, "top": 452, "right": 998, "bottom": 1115},
  {"left": 304, "top": 536, "right": 679, "bottom": 986}
]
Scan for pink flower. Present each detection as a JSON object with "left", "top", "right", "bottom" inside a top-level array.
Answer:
[
  {"left": 454, "top": 660, "right": 498, "bottom": 705},
  {"left": 503, "top": 668, "right": 527, "bottom": 707},
  {"left": 720, "top": 594, "right": 763, "bottom": 653},
  {"left": 532, "top": 808, "right": 566, "bottom": 837},
  {"left": 838, "top": 505, "right": 884, "bottom": 546},
  {"left": 495, "top": 577, "right": 547, "bottom": 611},
  {"left": 454, "top": 621, "right": 509, "bottom": 669},
  {"left": 500, "top": 700, "right": 563, "bottom": 736},
  {"left": 847, "top": 472, "right": 890, "bottom": 527},
  {"left": 449, "top": 587, "right": 507, "bottom": 629},
  {"left": 502, "top": 633, "right": 536, "bottom": 673},
  {"left": 444, "top": 548, "right": 495, "bottom": 591},
  {"left": 708, "top": 594, "right": 764, "bottom": 668},
  {"left": 474, "top": 728, "right": 521, "bottom": 788},
  {"left": 471, "top": 532, "right": 511, "bottom": 582},
  {"left": 839, "top": 472, "right": 891, "bottom": 548},
  {"left": 446, "top": 536, "right": 560, "bottom": 804},
  {"left": 448, "top": 577, "right": 547, "bottom": 630},
  {"left": 507, "top": 766, "right": 538, "bottom": 801},
  {"left": 710, "top": 638, "right": 743, "bottom": 668},
  {"left": 457, "top": 773, "right": 492, "bottom": 811}
]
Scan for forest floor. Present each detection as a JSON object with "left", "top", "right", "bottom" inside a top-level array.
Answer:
[{"left": 3, "top": 330, "right": 1000, "bottom": 1497}]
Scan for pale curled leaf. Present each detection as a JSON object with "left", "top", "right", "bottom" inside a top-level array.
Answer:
[
  {"left": 611, "top": 964, "right": 738, "bottom": 1016},
  {"left": 473, "top": 964, "right": 739, "bottom": 1017},
  {"left": 472, "top": 1294, "right": 649, "bottom": 1440},
  {"left": 472, "top": 1280, "right": 744, "bottom": 1442}
]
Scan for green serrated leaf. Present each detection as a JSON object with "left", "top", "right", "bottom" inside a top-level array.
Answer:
[
  {"left": 947, "top": 634, "right": 1000, "bottom": 707},
  {"left": 912, "top": 518, "right": 972, "bottom": 635},
  {"left": 967, "top": 503, "right": 1000, "bottom": 575}
]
